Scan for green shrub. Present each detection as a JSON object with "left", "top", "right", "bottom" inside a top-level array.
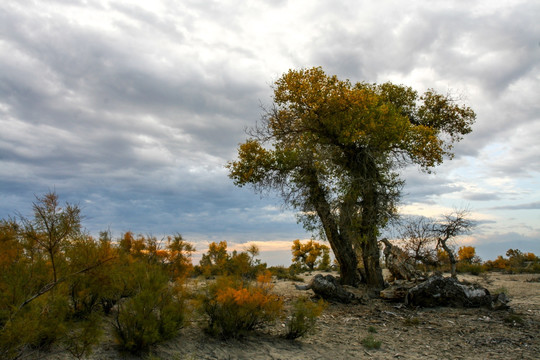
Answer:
[
  {"left": 200, "top": 272, "right": 283, "bottom": 339},
  {"left": 367, "top": 326, "right": 377, "bottom": 333},
  {"left": 63, "top": 314, "right": 103, "bottom": 359},
  {"left": 113, "top": 264, "right": 187, "bottom": 354},
  {"left": 457, "top": 263, "right": 484, "bottom": 275},
  {"left": 268, "top": 266, "right": 304, "bottom": 282},
  {"left": 285, "top": 297, "right": 326, "bottom": 339},
  {"left": 361, "top": 334, "right": 381, "bottom": 349}
]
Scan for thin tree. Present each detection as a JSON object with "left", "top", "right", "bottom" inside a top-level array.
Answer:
[
  {"left": 433, "top": 209, "right": 474, "bottom": 278},
  {"left": 22, "top": 191, "right": 81, "bottom": 282}
]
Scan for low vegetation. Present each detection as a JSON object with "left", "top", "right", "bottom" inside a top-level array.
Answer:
[
  {"left": 0, "top": 192, "right": 329, "bottom": 358},
  {"left": 1, "top": 191, "right": 538, "bottom": 358},
  {"left": 285, "top": 297, "right": 327, "bottom": 340},
  {"left": 200, "top": 272, "right": 283, "bottom": 339}
]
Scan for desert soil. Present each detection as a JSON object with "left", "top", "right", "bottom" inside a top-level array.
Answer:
[{"left": 45, "top": 271, "right": 540, "bottom": 360}]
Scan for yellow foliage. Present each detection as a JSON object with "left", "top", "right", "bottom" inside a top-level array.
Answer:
[{"left": 457, "top": 246, "right": 478, "bottom": 263}]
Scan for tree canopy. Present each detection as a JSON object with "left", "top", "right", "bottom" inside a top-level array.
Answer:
[{"left": 227, "top": 67, "right": 475, "bottom": 287}]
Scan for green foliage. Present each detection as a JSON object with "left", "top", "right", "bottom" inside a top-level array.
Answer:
[
  {"left": 200, "top": 272, "right": 283, "bottom": 339},
  {"left": 166, "top": 234, "right": 196, "bottom": 280},
  {"left": 456, "top": 262, "right": 484, "bottom": 275},
  {"left": 196, "top": 242, "right": 267, "bottom": 279},
  {"left": 367, "top": 326, "right": 377, "bottom": 333},
  {"left": 113, "top": 262, "right": 187, "bottom": 354},
  {"left": 227, "top": 67, "right": 475, "bottom": 287},
  {"left": 0, "top": 192, "right": 196, "bottom": 358},
  {"left": 63, "top": 313, "right": 103, "bottom": 359},
  {"left": 361, "top": 334, "right": 382, "bottom": 349},
  {"left": 285, "top": 297, "right": 326, "bottom": 339},
  {"left": 268, "top": 266, "right": 304, "bottom": 282}
]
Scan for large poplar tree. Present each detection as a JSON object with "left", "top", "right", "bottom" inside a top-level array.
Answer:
[{"left": 227, "top": 67, "right": 475, "bottom": 288}]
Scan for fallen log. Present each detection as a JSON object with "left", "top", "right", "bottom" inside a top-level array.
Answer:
[
  {"left": 405, "top": 274, "right": 509, "bottom": 309},
  {"left": 295, "top": 274, "right": 356, "bottom": 303}
]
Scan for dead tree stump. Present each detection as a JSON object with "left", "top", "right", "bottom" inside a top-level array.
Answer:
[{"left": 380, "top": 238, "right": 420, "bottom": 281}]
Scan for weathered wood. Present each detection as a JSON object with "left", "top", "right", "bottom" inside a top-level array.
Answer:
[
  {"left": 379, "top": 281, "right": 413, "bottom": 301},
  {"left": 405, "top": 274, "right": 505, "bottom": 308},
  {"left": 295, "top": 274, "right": 356, "bottom": 303},
  {"left": 380, "top": 238, "right": 420, "bottom": 281}
]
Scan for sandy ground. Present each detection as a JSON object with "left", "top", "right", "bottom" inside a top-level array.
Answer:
[{"left": 44, "top": 271, "right": 540, "bottom": 360}]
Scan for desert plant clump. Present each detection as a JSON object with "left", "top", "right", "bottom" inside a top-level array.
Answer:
[
  {"left": 361, "top": 334, "right": 382, "bottom": 349},
  {"left": 200, "top": 271, "right": 283, "bottom": 339},
  {"left": 268, "top": 265, "right": 304, "bottom": 282},
  {"left": 503, "top": 313, "right": 524, "bottom": 326},
  {"left": 195, "top": 241, "right": 267, "bottom": 279},
  {"left": 367, "top": 326, "right": 377, "bottom": 334},
  {"left": 112, "top": 262, "right": 188, "bottom": 354},
  {"left": 403, "top": 317, "right": 421, "bottom": 326},
  {"left": 285, "top": 297, "right": 327, "bottom": 340}
]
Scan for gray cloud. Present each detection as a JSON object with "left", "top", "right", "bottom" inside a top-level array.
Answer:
[
  {"left": 1, "top": 0, "right": 539, "bottom": 263},
  {"left": 491, "top": 201, "right": 540, "bottom": 210},
  {"left": 462, "top": 193, "right": 501, "bottom": 201}
]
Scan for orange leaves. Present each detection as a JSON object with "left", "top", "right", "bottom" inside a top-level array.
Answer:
[{"left": 203, "top": 273, "right": 283, "bottom": 338}]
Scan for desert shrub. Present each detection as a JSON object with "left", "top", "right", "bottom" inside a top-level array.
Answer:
[
  {"left": 268, "top": 266, "right": 304, "bottom": 282},
  {"left": 165, "top": 234, "right": 195, "bottom": 280},
  {"left": 367, "top": 326, "right": 377, "bottom": 333},
  {"left": 504, "top": 313, "right": 524, "bottom": 325},
  {"left": 197, "top": 242, "right": 267, "bottom": 279},
  {"left": 456, "top": 262, "right": 484, "bottom": 275},
  {"left": 403, "top": 317, "right": 420, "bottom": 326},
  {"left": 63, "top": 313, "right": 103, "bottom": 359},
  {"left": 361, "top": 334, "right": 381, "bottom": 349},
  {"left": 201, "top": 272, "right": 283, "bottom": 338},
  {"left": 113, "top": 263, "right": 187, "bottom": 354},
  {"left": 0, "top": 293, "right": 72, "bottom": 358},
  {"left": 285, "top": 297, "right": 326, "bottom": 339}
]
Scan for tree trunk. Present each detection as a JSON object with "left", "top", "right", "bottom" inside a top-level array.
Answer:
[
  {"left": 361, "top": 235, "right": 384, "bottom": 289},
  {"left": 440, "top": 240, "right": 457, "bottom": 279},
  {"left": 305, "top": 167, "right": 362, "bottom": 286},
  {"left": 359, "top": 173, "right": 385, "bottom": 289}
]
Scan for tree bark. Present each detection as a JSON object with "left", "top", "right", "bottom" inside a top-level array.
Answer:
[
  {"left": 361, "top": 236, "right": 384, "bottom": 288},
  {"left": 305, "top": 168, "right": 362, "bottom": 286},
  {"left": 440, "top": 240, "right": 457, "bottom": 279},
  {"left": 359, "top": 172, "right": 385, "bottom": 289}
]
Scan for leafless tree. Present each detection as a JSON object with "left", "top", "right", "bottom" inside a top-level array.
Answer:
[
  {"left": 399, "top": 216, "right": 438, "bottom": 270},
  {"left": 432, "top": 209, "right": 474, "bottom": 278}
]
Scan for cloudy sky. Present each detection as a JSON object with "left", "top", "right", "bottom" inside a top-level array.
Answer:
[{"left": 1, "top": 0, "right": 539, "bottom": 265}]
